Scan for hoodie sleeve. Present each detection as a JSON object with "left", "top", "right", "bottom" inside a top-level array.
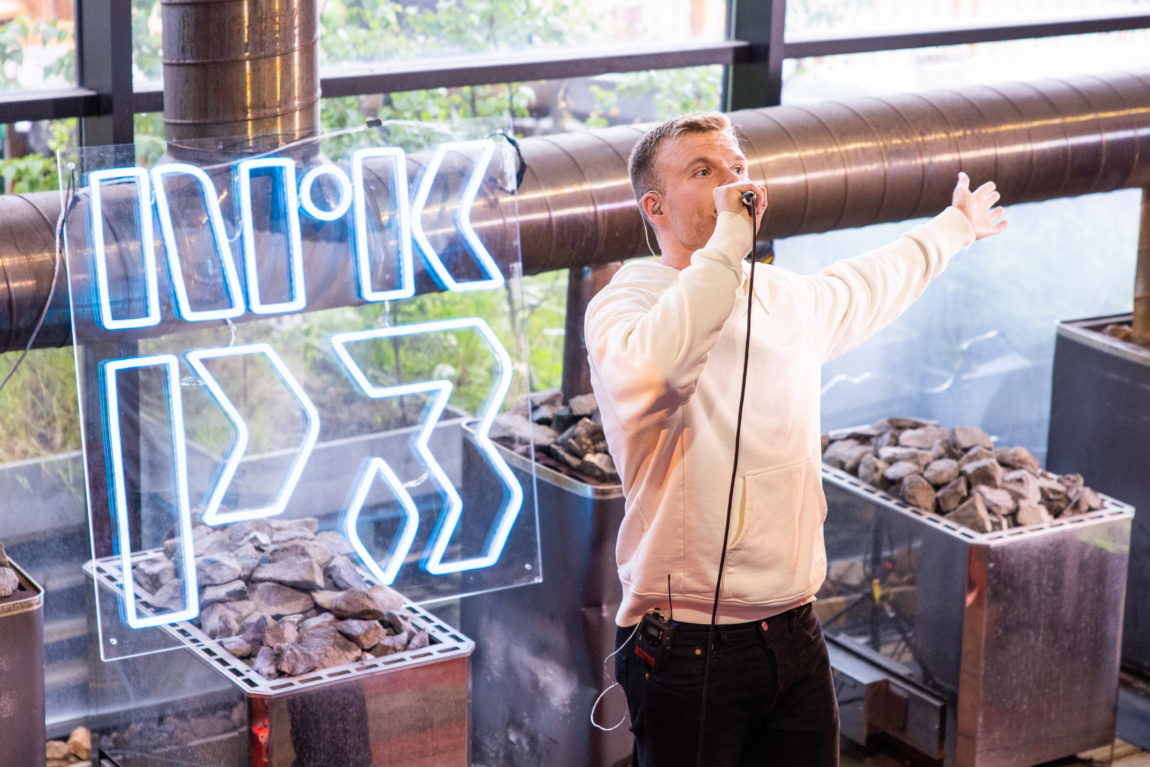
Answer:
[
  {"left": 801, "top": 206, "right": 976, "bottom": 362},
  {"left": 584, "top": 211, "right": 752, "bottom": 433}
]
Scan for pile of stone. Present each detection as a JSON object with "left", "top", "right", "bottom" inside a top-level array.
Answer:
[
  {"left": 135, "top": 516, "right": 429, "bottom": 680},
  {"left": 822, "top": 417, "right": 1104, "bottom": 533},
  {"left": 45, "top": 727, "right": 90, "bottom": 766},
  {"left": 0, "top": 540, "right": 19, "bottom": 598},
  {"left": 490, "top": 389, "right": 619, "bottom": 484}
]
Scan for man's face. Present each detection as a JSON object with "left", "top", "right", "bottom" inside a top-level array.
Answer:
[{"left": 652, "top": 129, "right": 749, "bottom": 255}]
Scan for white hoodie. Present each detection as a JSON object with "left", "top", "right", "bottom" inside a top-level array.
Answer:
[{"left": 585, "top": 207, "right": 975, "bottom": 626}]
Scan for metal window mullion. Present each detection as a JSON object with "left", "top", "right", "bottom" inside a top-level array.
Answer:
[
  {"left": 785, "top": 11, "right": 1150, "bottom": 58},
  {"left": 724, "top": 0, "right": 786, "bottom": 111},
  {"left": 77, "top": 0, "right": 134, "bottom": 146}
]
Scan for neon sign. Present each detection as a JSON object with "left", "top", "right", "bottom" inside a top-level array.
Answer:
[{"left": 65, "top": 134, "right": 532, "bottom": 635}]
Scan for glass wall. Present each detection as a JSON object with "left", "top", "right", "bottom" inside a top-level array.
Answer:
[
  {"left": 319, "top": 0, "right": 728, "bottom": 70},
  {"left": 787, "top": 0, "right": 1150, "bottom": 37}
]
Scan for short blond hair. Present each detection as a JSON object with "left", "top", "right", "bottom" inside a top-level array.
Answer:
[{"left": 628, "top": 112, "right": 736, "bottom": 209}]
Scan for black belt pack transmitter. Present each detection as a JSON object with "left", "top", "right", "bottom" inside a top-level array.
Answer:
[{"left": 635, "top": 611, "right": 673, "bottom": 670}]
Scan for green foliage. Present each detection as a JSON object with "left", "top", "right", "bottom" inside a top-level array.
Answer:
[
  {"left": 0, "top": 347, "right": 80, "bottom": 462},
  {"left": 0, "top": 151, "right": 56, "bottom": 192}
]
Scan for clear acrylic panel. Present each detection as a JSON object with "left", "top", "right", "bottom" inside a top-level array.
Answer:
[
  {"left": 58, "top": 119, "right": 542, "bottom": 662},
  {"left": 776, "top": 189, "right": 1141, "bottom": 459}
]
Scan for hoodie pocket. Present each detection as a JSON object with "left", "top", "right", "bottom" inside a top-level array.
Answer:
[{"left": 723, "top": 458, "right": 825, "bottom": 603}]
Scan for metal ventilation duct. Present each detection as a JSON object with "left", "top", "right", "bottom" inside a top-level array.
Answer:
[
  {"left": 160, "top": 0, "right": 320, "bottom": 155},
  {"left": 3, "top": 70, "right": 1150, "bottom": 352}
]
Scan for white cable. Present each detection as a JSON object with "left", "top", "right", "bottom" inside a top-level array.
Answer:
[{"left": 589, "top": 621, "right": 641, "bottom": 732}]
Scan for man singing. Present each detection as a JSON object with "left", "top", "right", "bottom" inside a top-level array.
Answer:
[{"left": 584, "top": 112, "right": 1007, "bottom": 766}]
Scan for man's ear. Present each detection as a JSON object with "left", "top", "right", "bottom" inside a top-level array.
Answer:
[{"left": 641, "top": 191, "right": 662, "bottom": 221}]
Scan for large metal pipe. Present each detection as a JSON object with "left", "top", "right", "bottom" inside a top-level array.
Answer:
[
  {"left": 161, "top": 0, "right": 320, "bottom": 155},
  {"left": 3, "top": 69, "right": 1150, "bottom": 351}
]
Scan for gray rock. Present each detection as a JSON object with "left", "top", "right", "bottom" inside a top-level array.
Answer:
[
  {"left": 935, "top": 477, "right": 969, "bottom": 514},
  {"left": 301, "top": 612, "right": 337, "bottom": 631},
  {"left": 201, "top": 579, "right": 248, "bottom": 607},
  {"left": 241, "top": 614, "right": 268, "bottom": 645},
  {"left": 843, "top": 426, "right": 880, "bottom": 442},
  {"left": 372, "top": 632, "right": 412, "bottom": 655},
  {"left": 958, "top": 445, "right": 996, "bottom": 468},
  {"left": 882, "top": 460, "right": 921, "bottom": 483},
  {"left": 823, "top": 439, "right": 869, "bottom": 471},
  {"left": 0, "top": 566, "right": 18, "bottom": 598},
  {"left": 133, "top": 557, "right": 175, "bottom": 594},
  {"left": 311, "top": 589, "right": 341, "bottom": 611},
  {"left": 227, "top": 519, "right": 272, "bottom": 542},
  {"left": 1059, "top": 473, "right": 1085, "bottom": 492},
  {"left": 490, "top": 412, "right": 559, "bottom": 448},
  {"left": 974, "top": 485, "right": 1017, "bottom": 516},
  {"left": 219, "top": 635, "right": 254, "bottom": 658},
  {"left": 556, "top": 417, "right": 606, "bottom": 458},
  {"left": 145, "top": 579, "right": 191, "bottom": 612},
  {"left": 201, "top": 602, "right": 244, "bottom": 638},
  {"left": 568, "top": 392, "right": 598, "bottom": 417},
  {"left": 1002, "top": 469, "right": 1041, "bottom": 504},
  {"left": 263, "top": 618, "right": 300, "bottom": 650},
  {"left": 899, "top": 474, "right": 936, "bottom": 511},
  {"left": 579, "top": 452, "right": 619, "bottom": 483},
  {"left": 230, "top": 543, "right": 263, "bottom": 580},
  {"left": 929, "top": 438, "right": 952, "bottom": 461},
  {"left": 548, "top": 443, "right": 583, "bottom": 469},
  {"left": 407, "top": 629, "right": 430, "bottom": 651},
  {"left": 253, "top": 646, "right": 278, "bottom": 678},
  {"left": 269, "top": 518, "right": 318, "bottom": 545},
  {"left": 1070, "top": 485, "right": 1104, "bottom": 514},
  {"left": 898, "top": 425, "right": 951, "bottom": 449},
  {"left": 337, "top": 619, "right": 386, "bottom": 650},
  {"left": 995, "top": 446, "right": 1041, "bottom": 474},
  {"left": 856, "top": 453, "right": 888, "bottom": 486},
  {"left": 961, "top": 458, "right": 1003, "bottom": 488},
  {"left": 269, "top": 539, "right": 335, "bottom": 570},
  {"left": 888, "top": 417, "right": 937, "bottom": 429},
  {"left": 249, "top": 582, "right": 314, "bottom": 618},
  {"left": 326, "top": 555, "right": 370, "bottom": 591},
  {"left": 872, "top": 428, "right": 900, "bottom": 453},
  {"left": 947, "top": 493, "right": 993, "bottom": 533},
  {"left": 1038, "top": 477, "right": 1071, "bottom": 515},
  {"left": 1016, "top": 500, "right": 1053, "bottom": 527},
  {"left": 877, "top": 446, "right": 932, "bottom": 469},
  {"left": 276, "top": 644, "right": 319, "bottom": 677},
  {"left": 314, "top": 531, "right": 353, "bottom": 559},
  {"left": 196, "top": 553, "right": 243, "bottom": 586},
  {"left": 301, "top": 625, "right": 363, "bottom": 670},
  {"left": 251, "top": 557, "right": 325, "bottom": 591},
  {"left": 952, "top": 426, "right": 994, "bottom": 451},
  {"left": 192, "top": 526, "right": 233, "bottom": 556},
  {"left": 382, "top": 610, "right": 414, "bottom": 635},
  {"left": 530, "top": 403, "right": 558, "bottom": 425},
  {"left": 333, "top": 589, "right": 384, "bottom": 620},
  {"left": 514, "top": 388, "right": 563, "bottom": 417},
  {"left": 369, "top": 585, "right": 406, "bottom": 614},
  {"left": 923, "top": 459, "right": 959, "bottom": 486}
]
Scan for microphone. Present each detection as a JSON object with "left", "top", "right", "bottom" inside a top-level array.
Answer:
[{"left": 740, "top": 190, "right": 756, "bottom": 211}]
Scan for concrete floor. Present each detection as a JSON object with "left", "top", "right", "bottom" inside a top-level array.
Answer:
[{"left": 839, "top": 739, "right": 1150, "bottom": 767}]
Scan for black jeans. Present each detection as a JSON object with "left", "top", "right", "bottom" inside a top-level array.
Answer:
[{"left": 614, "top": 604, "right": 839, "bottom": 767}]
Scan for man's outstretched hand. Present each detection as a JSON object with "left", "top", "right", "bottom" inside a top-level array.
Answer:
[{"left": 953, "top": 172, "right": 1008, "bottom": 240}]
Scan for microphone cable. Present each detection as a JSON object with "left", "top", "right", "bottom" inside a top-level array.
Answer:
[{"left": 696, "top": 188, "right": 760, "bottom": 767}]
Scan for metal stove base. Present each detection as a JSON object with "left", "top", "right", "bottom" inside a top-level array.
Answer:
[{"left": 1117, "top": 679, "right": 1150, "bottom": 751}]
